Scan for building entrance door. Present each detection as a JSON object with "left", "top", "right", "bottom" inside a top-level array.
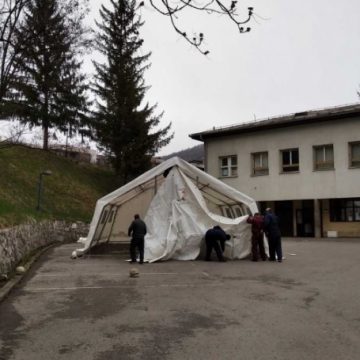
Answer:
[
  {"left": 275, "top": 201, "right": 293, "bottom": 236},
  {"left": 296, "top": 200, "right": 315, "bottom": 237}
]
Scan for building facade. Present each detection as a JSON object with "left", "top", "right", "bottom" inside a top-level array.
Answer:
[{"left": 190, "top": 104, "right": 360, "bottom": 238}]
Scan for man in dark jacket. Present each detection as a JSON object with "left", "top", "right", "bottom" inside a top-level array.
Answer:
[
  {"left": 247, "top": 213, "right": 267, "bottom": 261},
  {"left": 205, "top": 226, "right": 230, "bottom": 262},
  {"left": 264, "top": 208, "right": 283, "bottom": 262},
  {"left": 128, "top": 214, "right": 147, "bottom": 264}
]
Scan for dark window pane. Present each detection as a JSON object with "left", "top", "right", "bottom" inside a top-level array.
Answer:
[
  {"left": 221, "top": 158, "right": 228, "bottom": 166},
  {"left": 282, "top": 151, "right": 290, "bottom": 165},
  {"left": 330, "top": 198, "right": 360, "bottom": 222},
  {"left": 101, "top": 210, "right": 108, "bottom": 224},
  {"left": 355, "top": 208, "right": 360, "bottom": 221},
  {"left": 292, "top": 150, "right": 299, "bottom": 164}
]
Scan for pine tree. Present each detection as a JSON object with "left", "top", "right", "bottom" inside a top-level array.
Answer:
[
  {"left": 6, "top": 0, "right": 90, "bottom": 150},
  {"left": 93, "top": 0, "right": 173, "bottom": 184}
]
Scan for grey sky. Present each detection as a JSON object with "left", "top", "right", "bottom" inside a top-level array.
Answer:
[
  {"left": 106, "top": 0, "right": 359, "bottom": 155},
  {"left": 3, "top": 1, "right": 359, "bottom": 156}
]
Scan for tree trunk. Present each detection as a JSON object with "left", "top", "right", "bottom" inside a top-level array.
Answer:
[{"left": 43, "top": 124, "right": 49, "bottom": 150}]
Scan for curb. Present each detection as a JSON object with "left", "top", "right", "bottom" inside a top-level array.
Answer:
[{"left": 0, "top": 242, "right": 58, "bottom": 303}]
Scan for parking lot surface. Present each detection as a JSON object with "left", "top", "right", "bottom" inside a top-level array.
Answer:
[{"left": 1, "top": 239, "right": 360, "bottom": 360}]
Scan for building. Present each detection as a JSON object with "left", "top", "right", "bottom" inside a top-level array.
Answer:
[{"left": 190, "top": 104, "right": 360, "bottom": 238}]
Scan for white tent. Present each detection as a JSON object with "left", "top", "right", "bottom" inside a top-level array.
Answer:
[{"left": 75, "top": 157, "right": 258, "bottom": 261}]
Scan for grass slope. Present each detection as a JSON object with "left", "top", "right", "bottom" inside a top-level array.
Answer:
[{"left": 0, "top": 145, "right": 117, "bottom": 228}]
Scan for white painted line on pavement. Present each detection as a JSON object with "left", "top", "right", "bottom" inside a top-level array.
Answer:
[
  {"left": 35, "top": 272, "right": 179, "bottom": 277},
  {"left": 24, "top": 282, "right": 222, "bottom": 292},
  {"left": 33, "top": 272, "right": 216, "bottom": 278}
]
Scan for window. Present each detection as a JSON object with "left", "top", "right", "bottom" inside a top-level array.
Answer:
[
  {"left": 219, "top": 155, "right": 237, "bottom": 177},
  {"left": 221, "top": 205, "right": 248, "bottom": 218},
  {"left": 280, "top": 148, "right": 299, "bottom": 172},
  {"left": 313, "top": 144, "right": 334, "bottom": 170},
  {"left": 108, "top": 209, "right": 115, "bottom": 223},
  {"left": 252, "top": 152, "right": 269, "bottom": 176},
  {"left": 100, "top": 210, "right": 109, "bottom": 224},
  {"left": 330, "top": 198, "right": 360, "bottom": 222},
  {"left": 222, "top": 206, "right": 234, "bottom": 218},
  {"left": 234, "top": 206, "right": 243, "bottom": 217},
  {"left": 349, "top": 142, "right": 360, "bottom": 168}
]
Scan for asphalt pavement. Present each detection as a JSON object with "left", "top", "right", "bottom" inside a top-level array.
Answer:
[{"left": 1, "top": 239, "right": 360, "bottom": 360}]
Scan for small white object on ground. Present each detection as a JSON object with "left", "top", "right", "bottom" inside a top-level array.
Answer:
[
  {"left": 16, "top": 266, "right": 26, "bottom": 274},
  {"left": 71, "top": 251, "right": 78, "bottom": 259}
]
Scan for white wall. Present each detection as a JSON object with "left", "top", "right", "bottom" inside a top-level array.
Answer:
[{"left": 205, "top": 117, "right": 360, "bottom": 201}]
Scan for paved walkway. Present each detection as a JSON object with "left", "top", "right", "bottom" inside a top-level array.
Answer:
[{"left": 1, "top": 239, "right": 360, "bottom": 359}]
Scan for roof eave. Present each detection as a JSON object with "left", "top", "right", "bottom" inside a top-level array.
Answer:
[{"left": 189, "top": 106, "right": 360, "bottom": 142}]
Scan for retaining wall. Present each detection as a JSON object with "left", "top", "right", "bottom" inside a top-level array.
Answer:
[{"left": 0, "top": 220, "right": 89, "bottom": 275}]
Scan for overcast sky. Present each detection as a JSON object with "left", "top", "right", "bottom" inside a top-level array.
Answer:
[
  {"left": 96, "top": 0, "right": 358, "bottom": 156},
  {"left": 3, "top": 1, "right": 360, "bottom": 156}
]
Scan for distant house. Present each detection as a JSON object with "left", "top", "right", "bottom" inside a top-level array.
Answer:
[
  {"left": 190, "top": 104, "right": 360, "bottom": 238},
  {"left": 50, "top": 144, "right": 92, "bottom": 163}
]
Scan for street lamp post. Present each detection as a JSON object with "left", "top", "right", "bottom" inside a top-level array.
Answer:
[{"left": 36, "top": 170, "right": 52, "bottom": 211}]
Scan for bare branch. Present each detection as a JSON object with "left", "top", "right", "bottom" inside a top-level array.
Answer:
[
  {"left": 0, "top": 0, "right": 29, "bottom": 102},
  {"left": 0, "top": 122, "right": 27, "bottom": 149},
  {"left": 146, "top": 0, "right": 254, "bottom": 54}
]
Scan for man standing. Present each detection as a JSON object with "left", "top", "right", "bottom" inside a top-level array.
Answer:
[
  {"left": 205, "top": 225, "right": 230, "bottom": 262},
  {"left": 247, "top": 213, "right": 267, "bottom": 261},
  {"left": 128, "top": 214, "right": 147, "bottom": 264},
  {"left": 264, "top": 208, "right": 283, "bottom": 262}
]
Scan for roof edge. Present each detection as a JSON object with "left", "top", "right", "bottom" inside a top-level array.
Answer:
[{"left": 189, "top": 103, "right": 360, "bottom": 141}]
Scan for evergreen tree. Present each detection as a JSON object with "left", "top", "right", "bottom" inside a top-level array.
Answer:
[
  {"left": 5, "top": 0, "right": 90, "bottom": 150},
  {"left": 93, "top": 0, "right": 173, "bottom": 184}
]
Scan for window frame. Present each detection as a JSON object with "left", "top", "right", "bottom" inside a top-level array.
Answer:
[
  {"left": 221, "top": 205, "right": 249, "bottom": 218},
  {"left": 349, "top": 141, "right": 360, "bottom": 168},
  {"left": 251, "top": 151, "right": 269, "bottom": 176},
  {"left": 280, "top": 148, "right": 299, "bottom": 173},
  {"left": 219, "top": 155, "right": 238, "bottom": 178},
  {"left": 330, "top": 198, "right": 360, "bottom": 222},
  {"left": 313, "top": 144, "right": 334, "bottom": 171}
]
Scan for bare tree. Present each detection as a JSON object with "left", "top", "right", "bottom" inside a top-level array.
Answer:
[
  {"left": 0, "top": 0, "right": 28, "bottom": 103},
  {"left": 0, "top": 122, "right": 26, "bottom": 149},
  {"left": 145, "top": 0, "right": 254, "bottom": 55}
]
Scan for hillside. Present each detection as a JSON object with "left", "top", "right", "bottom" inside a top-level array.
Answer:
[
  {"left": 0, "top": 145, "right": 117, "bottom": 228},
  {"left": 163, "top": 144, "right": 204, "bottom": 162}
]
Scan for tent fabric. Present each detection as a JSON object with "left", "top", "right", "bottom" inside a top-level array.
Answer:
[{"left": 75, "top": 157, "right": 258, "bottom": 261}]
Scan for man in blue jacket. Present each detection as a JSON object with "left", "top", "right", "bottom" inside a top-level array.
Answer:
[
  {"left": 264, "top": 208, "right": 283, "bottom": 262},
  {"left": 205, "top": 225, "right": 230, "bottom": 262}
]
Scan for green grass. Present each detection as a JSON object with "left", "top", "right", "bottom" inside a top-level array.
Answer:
[{"left": 0, "top": 145, "right": 118, "bottom": 228}]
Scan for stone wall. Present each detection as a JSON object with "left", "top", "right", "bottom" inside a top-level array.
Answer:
[{"left": 0, "top": 220, "right": 89, "bottom": 275}]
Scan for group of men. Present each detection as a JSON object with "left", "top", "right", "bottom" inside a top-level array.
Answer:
[
  {"left": 127, "top": 207, "right": 282, "bottom": 263},
  {"left": 247, "top": 208, "right": 283, "bottom": 262}
]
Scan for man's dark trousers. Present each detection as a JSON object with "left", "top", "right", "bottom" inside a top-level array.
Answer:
[
  {"left": 252, "top": 233, "right": 267, "bottom": 261},
  {"left": 130, "top": 237, "right": 144, "bottom": 263},
  {"left": 205, "top": 238, "right": 224, "bottom": 261},
  {"left": 268, "top": 236, "right": 282, "bottom": 261}
]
